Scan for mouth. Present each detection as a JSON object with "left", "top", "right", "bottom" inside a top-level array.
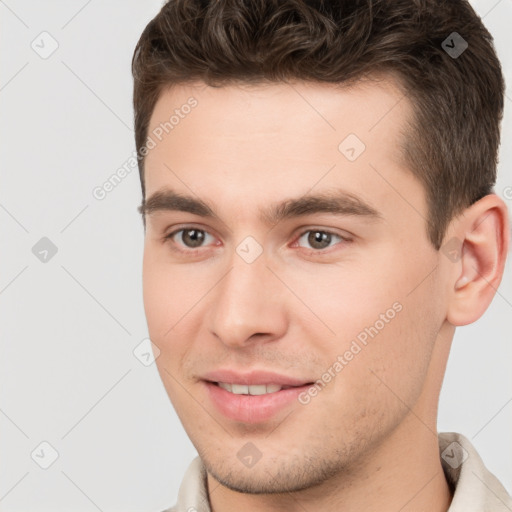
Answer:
[
  {"left": 210, "top": 381, "right": 305, "bottom": 395},
  {"left": 202, "top": 379, "right": 315, "bottom": 423}
]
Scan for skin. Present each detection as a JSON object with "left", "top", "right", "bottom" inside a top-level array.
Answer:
[{"left": 140, "top": 78, "right": 509, "bottom": 512}]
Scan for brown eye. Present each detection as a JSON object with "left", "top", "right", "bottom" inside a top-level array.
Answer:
[
  {"left": 296, "top": 230, "right": 348, "bottom": 251},
  {"left": 309, "top": 231, "right": 331, "bottom": 250},
  {"left": 180, "top": 229, "right": 205, "bottom": 248},
  {"left": 165, "top": 227, "right": 216, "bottom": 251}
]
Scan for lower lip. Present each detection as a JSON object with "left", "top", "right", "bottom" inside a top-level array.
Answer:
[{"left": 203, "top": 381, "right": 312, "bottom": 423}]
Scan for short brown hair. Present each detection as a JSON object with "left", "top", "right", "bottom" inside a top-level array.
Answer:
[{"left": 131, "top": 0, "right": 504, "bottom": 250}]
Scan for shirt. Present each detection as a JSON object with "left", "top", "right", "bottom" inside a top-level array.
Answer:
[{"left": 163, "top": 432, "right": 512, "bottom": 511}]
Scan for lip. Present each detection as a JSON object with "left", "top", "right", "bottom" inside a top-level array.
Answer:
[
  {"left": 201, "top": 369, "right": 315, "bottom": 423},
  {"left": 201, "top": 369, "right": 312, "bottom": 387}
]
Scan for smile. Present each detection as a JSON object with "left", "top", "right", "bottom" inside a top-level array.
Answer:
[{"left": 216, "top": 382, "right": 296, "bottom": 395}]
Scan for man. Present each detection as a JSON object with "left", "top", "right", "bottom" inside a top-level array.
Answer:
[{"left": 132, "top": 0, "right": 511, "bottom": 510}]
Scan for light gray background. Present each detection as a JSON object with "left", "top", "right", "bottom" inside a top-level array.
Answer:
[{"left": 0, "top": 1, "right": 511, "bottom": 511}]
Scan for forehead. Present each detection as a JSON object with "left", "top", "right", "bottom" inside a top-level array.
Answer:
[
  {"left": 143, "top": 78, "right": 424, "bottom": 230},
  {"left": 147, "top": 77, "right": 410, "bottom": 154}
]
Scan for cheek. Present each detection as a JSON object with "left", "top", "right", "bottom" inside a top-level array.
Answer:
[
  {"left": 142, "top": 246, "right": 198, "bottom": 336},
  {"left": 276, "top": 256, "right": 404, "bottom": 343},
  {"left": 142, "top": 247, "right": 213, "bottom": 378},
  {"left": 300, "top": 301, "right": 435, "bottom": 446},
  {"left": 142, "top": 254, "right": 191, "bottom": 367},
  {"left": 142, "top": 253, "right": 190, "bottom": 405},
  {"left": 291, "top": 251, "right": 439, "bottom": 400},
  {"left": 142, "top": 250, "right": 169, "bottom": 336},
  {"left": 335, "top": 279, "right": 439, "bottom": 416}
]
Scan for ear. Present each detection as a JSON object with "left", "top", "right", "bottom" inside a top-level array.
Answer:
[{"left": 445, "top": 194, "right": 510, "bottom": 326}]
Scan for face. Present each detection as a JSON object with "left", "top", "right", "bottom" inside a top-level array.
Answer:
[{"left": 141, "top": 79, "right": 449, "bottom": 493}]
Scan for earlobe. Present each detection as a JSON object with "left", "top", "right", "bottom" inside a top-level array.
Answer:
[{"left": 446, "top": 194, "right": 510, "bottom": 327}]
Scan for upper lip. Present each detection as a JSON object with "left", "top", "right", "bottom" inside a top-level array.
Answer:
[{"left": 202, "top": 369, "right": 313, "bottom": 387}]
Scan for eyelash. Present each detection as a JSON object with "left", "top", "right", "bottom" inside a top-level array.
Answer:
[{"left": 163, "top": 226, "right": 351, "bottom": 256}]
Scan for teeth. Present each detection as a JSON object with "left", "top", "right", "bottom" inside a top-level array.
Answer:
[
  {"left": 217, "top": 382, "right": 284, "bottom": 395},
  {"left": 231, "top": 384, "right": 248, "bottom": 394},
  {"left": 265, "top": 384, "right": 283, "bottom": 393}
]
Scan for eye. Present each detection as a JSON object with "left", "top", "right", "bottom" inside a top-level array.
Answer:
[
  {"left": 165, "top": 227, "right": 217, "bottom": 251},
  {"left": 163, "top": 226, "right": 350, "bottom": 255},
  {"left": 295, "top": 229, "right": 349, "bottom": 252}
]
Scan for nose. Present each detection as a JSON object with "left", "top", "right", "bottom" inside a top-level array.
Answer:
[{"left": 207, "top": 250, "right": 289, "bottom": 349}]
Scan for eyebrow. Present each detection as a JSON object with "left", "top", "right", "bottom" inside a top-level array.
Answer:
[{"left": 138, "top": 187, "right": 383, "bottom": 226}]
